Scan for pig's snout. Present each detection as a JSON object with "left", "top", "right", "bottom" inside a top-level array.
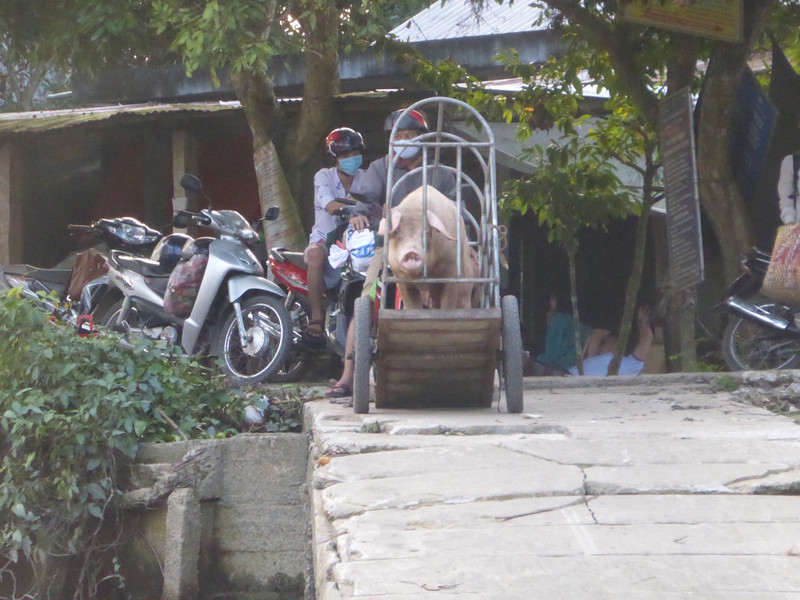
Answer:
[{"left": 400, "top": 250, "right": 424, "bottom": 272}]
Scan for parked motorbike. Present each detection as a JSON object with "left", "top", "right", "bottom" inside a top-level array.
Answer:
[
  {"left": 267, "top": 202, "right": 367, "bottom": 382},
  {"left": 1, "top": 217, "right": 162, "bottom": 321},
  {"left": 96, "top": 174, "right": 292, "bottom": 385},
  {"left": 722, "top": 247, "right": 800, "bottom": 370}
]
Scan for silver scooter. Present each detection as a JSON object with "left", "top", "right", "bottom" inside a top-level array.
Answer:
[{"left": 98, "top": 174, "right": 292, "bottom": 386}]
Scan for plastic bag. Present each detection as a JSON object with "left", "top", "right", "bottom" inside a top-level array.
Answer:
[
  {"left": 328, "top": 226, "right": 375, "bottom": 274},
  {"left": 163, "top": 253, "right": 209, "bottom": 318}
]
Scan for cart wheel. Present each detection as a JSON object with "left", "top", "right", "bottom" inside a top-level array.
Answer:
[
  {"left": 353, "top": 296, "right": 372, "bottom": 414},
  {"left": 501, "top": 295, "right": 523, "bottom": 414}
]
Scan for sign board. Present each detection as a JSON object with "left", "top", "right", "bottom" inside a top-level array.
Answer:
[
  {"left": 659, "top": 88, "right": 704, "bottom": 292},
  {"left": 624, "top": 0, "right": 743, "bottom": 43}
]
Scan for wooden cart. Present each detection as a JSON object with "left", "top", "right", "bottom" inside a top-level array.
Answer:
[{"left": 352, "top": 98, "right": 523, "bottom": 414}]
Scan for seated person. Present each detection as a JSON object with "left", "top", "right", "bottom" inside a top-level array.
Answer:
[
  {"left": 568, "top": 306, "right": 654, "bottom": 376},
  {"left": 304, "top": 127, "right": 365, "bottom": 342},
  {"left": 533, "top": 291, "right": 592, "bottom": 375}
]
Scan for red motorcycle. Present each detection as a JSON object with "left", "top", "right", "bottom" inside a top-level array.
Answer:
[{"left": 267, "top": 205, "right": 367, "bottom": 382}]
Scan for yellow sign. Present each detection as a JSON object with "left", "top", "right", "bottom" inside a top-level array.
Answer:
[{"left": 624, "top": 0, "right": 743, "bottom": 43}]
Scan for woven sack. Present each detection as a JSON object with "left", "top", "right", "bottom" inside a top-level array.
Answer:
[{"left": 762, "top": 223, "right": 800, "bottom": 304}]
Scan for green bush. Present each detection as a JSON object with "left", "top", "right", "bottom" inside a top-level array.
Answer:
[{"left": 0, "top": 290, "right": 298, "bottom": 598}]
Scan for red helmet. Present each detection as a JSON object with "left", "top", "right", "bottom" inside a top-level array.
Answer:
[
  {"left": 384, "top": 109, "right": 429, "bottom": 133},
  {"left": 325, "top": 127, "right": 364, "bottom": 157}
]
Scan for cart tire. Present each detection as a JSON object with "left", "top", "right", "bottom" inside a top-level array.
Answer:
[
  {"left": 353, "top": 296, "right": 372, "bottom": 414},
  {"left": 502, "top": 295, "right": 524, "bottom": 414}
]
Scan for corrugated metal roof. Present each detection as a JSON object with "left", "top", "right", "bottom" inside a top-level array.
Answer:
[
  {"left": 0, "top": 101, "right": 242, "bottom": 134},
  {"left": 391, "top": 0, "right": 546, "bottom": 42}
]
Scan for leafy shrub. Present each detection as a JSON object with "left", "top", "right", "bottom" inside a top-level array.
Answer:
[{"left": 0, "top": 290, "right": 298, "bottom": 598}]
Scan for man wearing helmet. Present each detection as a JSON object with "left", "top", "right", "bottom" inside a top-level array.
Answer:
[
  {"left": 304, "top": 127, "right": 366, "bottom": 342},
  {"left": 324, "top": 108, "right": 458, "bottom": 398}
]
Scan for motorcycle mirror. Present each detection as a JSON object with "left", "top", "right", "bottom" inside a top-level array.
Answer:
[
  {"left": 264, "top": 206, "right": 280, "bottom": 221},
  {"left": 180, "top": 174, "right": 203, "bottom": 194}
]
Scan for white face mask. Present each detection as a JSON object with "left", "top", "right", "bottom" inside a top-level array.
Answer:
[{"left": 397, "top": 145, "right": 420, "bottom": 160}]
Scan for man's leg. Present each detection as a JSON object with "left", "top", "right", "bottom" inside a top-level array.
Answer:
[
  {"left": 304, "top": 244, "right": 327, "bottom": 336},
  {"left": 326, "top": 248, "right": 383, "bottom": 396}
]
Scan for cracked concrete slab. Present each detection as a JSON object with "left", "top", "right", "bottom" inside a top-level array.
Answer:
[{"left": 305, "top": 377, "right": 800, "bottom": 598}]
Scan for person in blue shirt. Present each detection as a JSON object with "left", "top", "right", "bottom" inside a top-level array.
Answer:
[
  {"left": 568, "top": 305, "right": 654, "bottom": 376},
  {"left": 532, "top": 291, "right": 591, "bottom": 376}
]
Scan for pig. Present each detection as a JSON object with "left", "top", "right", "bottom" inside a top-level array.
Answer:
[{"left": 379, "top": 185, "right": 476, "bottom": 310}]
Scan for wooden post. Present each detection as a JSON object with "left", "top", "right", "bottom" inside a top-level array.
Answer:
[
  {"left": 171, "top": 130, "right": 197, "bottom": 233},
  {"left": 0, "top": 142, "right": 21, "bottom": 264}
]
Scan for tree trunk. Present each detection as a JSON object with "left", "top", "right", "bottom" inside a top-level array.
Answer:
[
  {"left": 567, "top": 244, "right": 583, "bottom": 375},
  {"left": 608, "top": 170, "right": 656, "bottom": 375},
  {"left": 230, "top": 69, "right": 306, "bottom": 250},
  {"left": 282, "top": 6, "right": 341, "bottom": 230},
  {"left": 695, "top": 0, "right": 774, "bottom": 283}
]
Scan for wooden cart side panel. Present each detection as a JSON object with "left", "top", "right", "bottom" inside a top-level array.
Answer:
[{"left": 375, "top": 309, "right": 501, "bottom": 408}]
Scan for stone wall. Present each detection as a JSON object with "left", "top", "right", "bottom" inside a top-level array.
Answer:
[{"left": 122, "top": 433, "right": 310, "bottom": 600}]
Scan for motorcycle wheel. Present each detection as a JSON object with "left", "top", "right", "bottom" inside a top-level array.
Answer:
[
  {"left": 214, "top": 294, "right": 292, "bottom": 385},
  {"left": 501, "top": 295, "right": 524, "bottom": 414},
  {"left": 97, "top": 298, "right": 145, "bottom": 338},
  {"left": 271, "top": 295, "right": 310, "bottom": 383},
  {"left": 722, "top": 301, "right": 800, "bottom": 371}
]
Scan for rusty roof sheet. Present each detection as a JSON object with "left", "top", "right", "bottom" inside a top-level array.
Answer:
[{"left": 0, "top": 101, "right": 242, "bottom": 134}]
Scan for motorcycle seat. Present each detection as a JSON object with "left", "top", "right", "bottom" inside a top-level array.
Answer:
[
  {"left": 270, "top": 248, "right": 307, "bottom": 269},
  {"left": 111, "top": 251, "right": 171, "bottom": 278},
  {"left": 5, "top": 265, "right": 72, "bottom": 287}
]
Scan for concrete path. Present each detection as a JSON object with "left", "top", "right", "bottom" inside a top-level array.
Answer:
[{"left": 304, "top": 374, "right": 800, "bottom": 599}]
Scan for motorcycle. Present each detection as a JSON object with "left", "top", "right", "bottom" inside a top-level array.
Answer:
[
  {"left": 722, "top": 246, "right": 800, "bottom": 370},
  {"left": 267, "top": 202, "right": 368, "bottom": 382},
  {"left": 96, "top": 174, "right": 292, "bottom": 386},
  {"left": 1, "top": 217, "right": 162, "bottom": 324}
]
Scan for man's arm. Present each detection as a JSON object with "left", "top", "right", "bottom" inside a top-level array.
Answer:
[{"left": 350, "top": 158, "right": 387, "bottom": 230}]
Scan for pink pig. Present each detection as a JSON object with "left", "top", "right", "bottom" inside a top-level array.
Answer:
[{"left": 379, "top": 185, "right": 475, "bottom": 309}]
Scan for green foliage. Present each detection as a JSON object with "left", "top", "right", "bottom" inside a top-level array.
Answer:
[
  {"left": 502, "top": 135, "right": 637, "bottom": 251},
  {"left": 0, "top": 290, "right": 297, "bottom": 597},
  {"left": 150, "top": 0, "right": 413, "bottom": 77},
  {"left": 714, "top": 374, "right": 741, "bottom": 393}
]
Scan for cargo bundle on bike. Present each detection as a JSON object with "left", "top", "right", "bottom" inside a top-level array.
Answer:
[{"left": 352, "top": 97, "right": 523, "bottom": 414}]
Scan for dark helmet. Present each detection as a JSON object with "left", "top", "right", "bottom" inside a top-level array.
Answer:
[
  {"left": 325, "top": 127, "right": 364, "bottom": 157},
  {"left": 384, "top": 109, "right": 429, "bottom": 133},
  {"left": 151, "top": 233, "right": 191, "bottom": 271}
]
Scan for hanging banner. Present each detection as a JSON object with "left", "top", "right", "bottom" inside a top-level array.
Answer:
[
  {"left": 624, "top": 0, "right": 743, "bottom": 43},
  {"left": 659, "top": 88, "right": 705, "bottom": 292}
]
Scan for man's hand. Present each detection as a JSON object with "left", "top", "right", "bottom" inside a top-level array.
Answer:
[{"left": 350, "top": 215, "right": 370, "bottom": 231}]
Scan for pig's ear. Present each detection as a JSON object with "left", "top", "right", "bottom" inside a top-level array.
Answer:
[
  {"left": 378, "top": 209, "right": 402, "bottom": 235},
  {"left": 427, "top": 211, "right": 455, "bottom": 240}
]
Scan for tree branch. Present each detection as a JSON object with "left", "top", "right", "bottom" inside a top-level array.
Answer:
[{"left": 542, "top": 0, "right": 660, "bottom": 125}]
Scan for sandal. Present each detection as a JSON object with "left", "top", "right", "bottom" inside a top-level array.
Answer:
[
  {"left": 324, "top": 383, "right": 352, "bottom": 399},
  {"left": 303, "top": 320, "right": 324, "bottom": 342}
]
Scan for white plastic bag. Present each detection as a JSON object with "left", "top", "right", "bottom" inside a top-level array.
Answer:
[{"left": 328, "top": 226, "right": 375, "bottom": 274}]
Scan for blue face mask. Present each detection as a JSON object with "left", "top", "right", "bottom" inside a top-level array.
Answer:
[{"left": 338, "top": 155, "right": 362, "bottom": 175}]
